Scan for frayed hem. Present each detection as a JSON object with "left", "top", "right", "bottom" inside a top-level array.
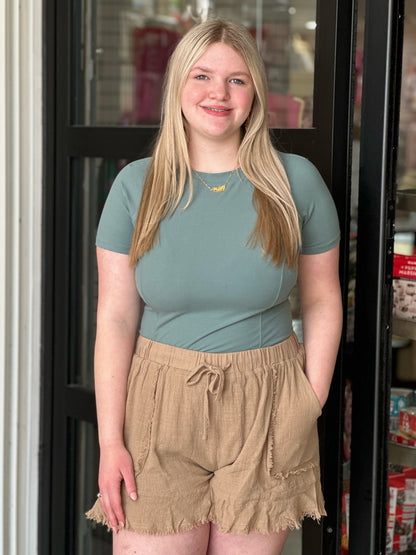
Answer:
[
  {"left": 266, "top": 369, "right": 278, "bottom": 474},
  {"left": 85, "top": 508, "right": 112, "bottom": 533},
  {"left": 208, "top": 510, "right": 326, "bottom": 536},
  {"left": 271, "top": 460, "right": 318, "bottom": 480},
  {"left": 123, "top": 519, "right": 211, "bottom": 537},
  {"left": 85, "top": 510, "right": 326, "bottom": 537},
  {"left": 85, "top": 510, "right": 211, "bottom": 537}
]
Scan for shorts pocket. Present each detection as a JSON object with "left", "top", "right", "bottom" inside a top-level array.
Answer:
[
  {"left": 124, "top": 355, "right": 162, "bottom": 475},
  {"left": 267, "top": 346, "right": 322, "bottom": 481}
]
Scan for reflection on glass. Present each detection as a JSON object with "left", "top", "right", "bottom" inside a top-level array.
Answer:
[
  {"left": 69, "top": 158, "right": 129, "bottom": 388},
  {"left": 69, "top": 419, "right": 112, "bottom": 555},
  {"left": 340, "top": 2, "right": 367, "bottom": 552},
  {"left": 73, "top": 0, "right": 316, "bottom": 128}
]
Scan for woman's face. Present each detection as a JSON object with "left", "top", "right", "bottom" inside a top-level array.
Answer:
[{"left": 180, "top": 42, "right": 255, "bottom": 146}]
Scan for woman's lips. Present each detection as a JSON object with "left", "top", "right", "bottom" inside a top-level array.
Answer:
[{"left": 201, "top": 105, "right": 232, "bottom": 117}]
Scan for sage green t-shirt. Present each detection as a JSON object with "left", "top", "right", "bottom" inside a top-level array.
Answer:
[{"left": 96, "top": 152, "right": 340, "bottom": 352}]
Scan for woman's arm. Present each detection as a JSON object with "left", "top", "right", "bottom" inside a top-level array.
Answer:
[
  {"left": 297, "top": 245, "right": 343, "bottom": 408},
  {"left": 94, "top": 246, "right": 142, "bottom": 533}
]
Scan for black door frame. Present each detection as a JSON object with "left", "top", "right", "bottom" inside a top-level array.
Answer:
[
  {"left": 41, "top": 1, "right": 355, "bottom": 553},
  {"left": 349, "top": 0, "right": 404, "bottom": 553}
]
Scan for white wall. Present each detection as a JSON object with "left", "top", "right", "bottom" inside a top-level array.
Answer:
[{"left": 0, "top": 1, "right": 42, "bottom": 553}]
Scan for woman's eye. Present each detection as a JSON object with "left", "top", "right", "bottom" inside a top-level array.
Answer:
[
  {"left": 195, "top": 74, "right": 208, "bottom": 80},
  {"left": 230, "top": 78, "right": 244, "bottom": 85}
]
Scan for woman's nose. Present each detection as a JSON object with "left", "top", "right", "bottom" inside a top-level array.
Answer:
[{"left": 209, "top": 79, "right": 229, "bottom": 100}]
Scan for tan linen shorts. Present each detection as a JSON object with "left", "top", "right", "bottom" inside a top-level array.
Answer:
[{"left": 87, "top": 333, "right": 326, "bottom": 535}]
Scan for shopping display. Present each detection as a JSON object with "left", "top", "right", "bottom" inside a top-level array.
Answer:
[
  {"left": 386, "top": 468, "right": 416, "bottom": 553},
  {"left": 387, "top": 388, "right": 416, "bottom": 553}
]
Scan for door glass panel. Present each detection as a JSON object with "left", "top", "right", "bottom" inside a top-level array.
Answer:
[
  {"left": 69, "top": 157, "right": 130, "bottom": 387},
  {"left": 68, "top": 419, "right": 112, "bottom": 555},
  {"left": 73, "top": 0, "right": 316, "bottom": 128},
  {"left": 388, "top": 1, "right": 416, "bottom": 553}
]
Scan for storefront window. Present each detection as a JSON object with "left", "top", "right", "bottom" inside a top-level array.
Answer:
[
  {"left": 69, "top": 157, "right": 130, "bottom": 388},
  {"left": 72, "top": 0, "right": 316, "bottom": 128},
  {"left": 69, "top": 419, "right": 111, "bottom": 554}
]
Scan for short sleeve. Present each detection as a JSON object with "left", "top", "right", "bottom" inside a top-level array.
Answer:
[
  {"left": 96, "top": 159, "right": 149, "bottom": 254},
  {"left": 279, "top": 152, "right": 341, "bottom": 255}
]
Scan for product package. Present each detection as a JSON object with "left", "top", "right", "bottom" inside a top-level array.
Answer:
[
  {"left": 341, "top": 479, "right": 350, "bottom": 555},
  {"left": 390, "top": 430, "right": 416, "bottom": 448},
  {"left": 400, "top": 407, "right": 416, "bottom": 439},
  {"left": 391, "top": 388, "right": 415, "bottom": 432},
  {"left": 404, "top": 467, "right": 416, "bottom": 550},
  {"left": 387, "top": 471, "right": 406, "bottom": 553},
  {"left": 387, "top": 466, "right": 416, "bottom": 553},
  {"left": 393, "top": 251, "right": 416, "bottom": 322}
]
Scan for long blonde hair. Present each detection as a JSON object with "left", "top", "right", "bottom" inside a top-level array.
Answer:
[{"left": 129, "top": 19, "right": 301, "bottom": 267}]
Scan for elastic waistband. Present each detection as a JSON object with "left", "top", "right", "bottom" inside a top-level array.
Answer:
[{"left": 134, "top": 333, "right": 301, "bottom": 372}]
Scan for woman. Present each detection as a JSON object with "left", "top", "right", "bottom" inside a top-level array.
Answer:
[{"left": 87, "top": 19, "right": 342, "bottom": 555}]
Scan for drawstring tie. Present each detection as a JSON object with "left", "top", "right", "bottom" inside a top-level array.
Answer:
[{"left": 186, "top": 361, "right": 230, "bottom": 439}]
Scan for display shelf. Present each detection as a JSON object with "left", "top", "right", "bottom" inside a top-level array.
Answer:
[
  {"left": 389, "top": 441, "right": 416, "bottom": 467},
  {"left": 387, "top": 441, "right": 416, "bottom": 555},
  {"left": 393, "top": 318, "right": 416, "bottom": 341},
  {"left": 397, "top": 189, "right": 416, "bottom": 212}
]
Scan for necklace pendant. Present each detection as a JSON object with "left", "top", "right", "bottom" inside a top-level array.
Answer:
[
  {"left": 211, "top": 185, "right": 226, "bottom": 193},
  {"left": 193, "top": 168, "right": 235, "bottom": 193}
]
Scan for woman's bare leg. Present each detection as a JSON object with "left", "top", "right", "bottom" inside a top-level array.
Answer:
[
  {"left": 113, "top": 523, "right": 211, "bottom": 555},
  {"left": 207, "top": 523, "right": 290, "bottom": 555}
]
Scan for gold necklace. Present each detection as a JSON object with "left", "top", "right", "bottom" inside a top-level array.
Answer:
[{"left": 193, "top": 169, "right": 235, "bottom": 193}]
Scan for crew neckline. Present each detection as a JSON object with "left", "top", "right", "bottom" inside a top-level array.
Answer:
[{"left": 192, "top": 168, "right": 240, "bottom": 177}]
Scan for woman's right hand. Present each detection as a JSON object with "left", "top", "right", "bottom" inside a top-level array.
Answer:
[
  {"left": 97, "top": 442, "right": 138, "bottom": 534},
  {"left": 94, "top": 249, "right": 141, "bottom": 533}
]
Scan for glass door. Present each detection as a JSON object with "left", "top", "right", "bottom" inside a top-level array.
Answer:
[
  {"left": 42, "top": 0, "right": 354, "bottom": 553},
  {"left": 386, "top": 1, "right": 416, "bottom": 554},
  {"left": 347, "top": 0, "right": 405, "bottom": 553}
]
